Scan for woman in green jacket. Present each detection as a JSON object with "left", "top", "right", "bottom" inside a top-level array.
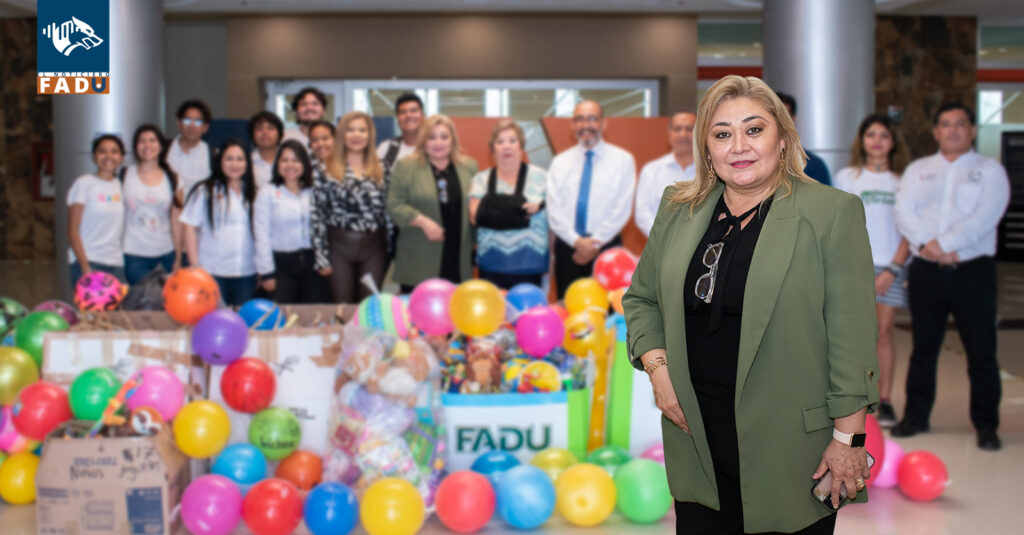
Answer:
[
  {"left": 387, "top": 114, "right": 478, "bottom": 292},
  {"left": 623, "top": 76, "right": 879, "bottom": 534}
]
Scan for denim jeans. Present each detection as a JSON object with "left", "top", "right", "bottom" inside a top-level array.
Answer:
[
  {"left": 69, "top": 261, "right": 126, "bottom": 288},
  {"left": 124, "top": 252, "right": 176, "bottom": 285},
  {"left": 213, "top": 275, "right": 258, "bottom": 307}
]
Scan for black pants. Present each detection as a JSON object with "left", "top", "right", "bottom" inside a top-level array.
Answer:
[
  {"left": 327, "top": 228, "right": 388, "bottom": 304},
  {"left": 553, "top": 235, "right": 621, "bottom": 299},
  {"left": 272, "top": 249, "right": 329, "bottom": 304},
  {"left": 903, "top": 256, "right": 1000, "bottom": 431}
]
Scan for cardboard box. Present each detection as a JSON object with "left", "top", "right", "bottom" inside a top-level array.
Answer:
[{"left": 35, "top": 423, "right": 188, "bottom": 535}]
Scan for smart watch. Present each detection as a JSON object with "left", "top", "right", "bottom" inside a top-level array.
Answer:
[{"left": 832, "top": 428, "right": 866, "bottom": 448}]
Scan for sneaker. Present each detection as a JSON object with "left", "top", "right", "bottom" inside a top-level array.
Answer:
[{"left": 877, "top": 401, "right": 897, "bottom": 429}]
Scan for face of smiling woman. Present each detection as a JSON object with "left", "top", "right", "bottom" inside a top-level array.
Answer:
[{"left": 706, "top": 96, "right": 786, "bottom": 197}]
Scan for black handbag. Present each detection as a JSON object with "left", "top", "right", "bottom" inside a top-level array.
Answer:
[{"left": 475, "top": 163, "right": 535, "bottom": 230}]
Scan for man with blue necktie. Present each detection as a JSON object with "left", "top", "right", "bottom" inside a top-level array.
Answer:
[{"left": 547, "top": 100, "right": 636, "bottom": 298}]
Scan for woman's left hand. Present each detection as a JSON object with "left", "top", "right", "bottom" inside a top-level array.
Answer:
[
  {"left": 522, "top": 202, "right": 541, "bottom": 215},
  {"left": 874, "top": 271, "right": 894, "bottom": 296},
  {"left": 812, "top": 440, "right": 871, "bottom": 508}
]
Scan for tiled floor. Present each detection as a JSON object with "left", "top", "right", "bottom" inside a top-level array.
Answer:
[{"left": 1, "top": 261, "right": 1021, "bottom": 534}]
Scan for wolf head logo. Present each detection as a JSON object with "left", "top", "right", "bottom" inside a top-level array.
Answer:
[{"left": 43, "top": 16, "right": 104, "bottom": 57}]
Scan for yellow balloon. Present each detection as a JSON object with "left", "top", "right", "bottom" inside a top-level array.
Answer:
[
  {"left": 449, "top": 279, "right": 506, "bottom": 336},
  {"left": 360, "top": 477, "right": 425, "bottom": 535},
  {"left": 531, "top": 447, "right": 578, "bottom": 483},
  {"left": 0, "top": 452, "right": 40, "bottom": 505},
  {"left": 172, "top": 400, "right": 230, "bottom": 459},
  {"left": 563, "top": 310, "right": 608, "bottom": 358},
  {"left": 555, "top": 463, "right": 617, "bottom": 527},
  {"left": 0, "top": 347, "right": 39, "bottom": 406},
  {"left": 565, "top": 278, "right": 609, "bottom": 315}
]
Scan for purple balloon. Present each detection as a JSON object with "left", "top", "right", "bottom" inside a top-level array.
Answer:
[
  {"left": 33, "top": 300, "right": 78, "bottom": 326},
  {"left": 515, "top": 306, "right": 565, "bottom": 357},
  {"left": 408, "top": 278, "right": 456, "bottom": 335},
  {"left": 181, "top": 474, "right": 243, "bottom": 535},
  {"left": 192, "top": 310, "right": 249, "bottom": 365}
]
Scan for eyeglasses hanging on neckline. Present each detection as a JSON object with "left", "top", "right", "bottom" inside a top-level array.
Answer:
[
  {"left": 695, "top": 241, "right": 724, "bottom": 304},
  {"left": 437, "top": 178, "right": 449, "bottom": 204}
]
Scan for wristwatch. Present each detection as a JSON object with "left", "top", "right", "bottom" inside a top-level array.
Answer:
[{"left": 832, "top": 428, "right": 866, "bottom": 448}]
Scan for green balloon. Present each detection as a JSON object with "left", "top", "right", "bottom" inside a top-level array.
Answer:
[
  {"left": 586, "top": 445, "right": 632, "bottom": 476},
  {"left": 13, "top": 311, "right": 69, "bottom": 368},
  {"left": 69, "top": 367, "right": 122, "bottom": 421},
  {"left": 248, "top": 407, "right": 301, "bottom": 460},
  {"left": 0, "top": 297, "right": 28, "bottom": 338},
  {"left": 614, "top": 459, "right": 673, "bottom": 523},
  {"left": 0, "top": 347, "right": 39, "bottom": 405}
]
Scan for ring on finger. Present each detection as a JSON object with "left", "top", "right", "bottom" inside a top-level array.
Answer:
[{"left": 855, "top": 477, "right": 866, "bottom": 490}]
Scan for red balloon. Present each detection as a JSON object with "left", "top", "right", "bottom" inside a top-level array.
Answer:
[
  {"left": 864, "top": 414, "right": 886, "bottom": 487},
  {"left": 242, "top": 478, "right": 303, "bottom": 535},
  {"left": 12, "top": 381, "right": 72, "bottom": 440},
  {"left": 435, "top": 470, "right": 496, "bottom": 534},
  {"left": 549, "top": 304, "right": 569, "bottom": 321},
  {"left": 897, "top": 450, "right": 948, "bottom": 502},
  {"left": 220, "top": 358, "right": 276, "bottom": 414},
  {"left": 592, "top": 247, "right": 638, "bottom": 291}
]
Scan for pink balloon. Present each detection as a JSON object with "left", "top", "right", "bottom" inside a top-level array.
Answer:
[
  {"left": 872, "top": 439, "right": 905, "bottom": 488},
  {"left": 864, "top": 414, "right": 886, "bottom": 486},
  {"left": 126, "top": 366, "right": 185, "bottom": 421},
  {"left": 515, "top": 306, "right": 565, "bottom": 358},
  {"left": 181, "top": 474, "right": 243, "bottom": 535},
  {"left": 33, "top": 300, "right": 78, "bottom": 326},
  {"left": 640, "top": 443, "right": 664, "bottom": 464},
  {"left": 408, "top": 278, "right": 457, "bottom": 335}
]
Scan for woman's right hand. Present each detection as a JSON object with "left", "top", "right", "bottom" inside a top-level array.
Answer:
[
  {"left": 650, "top": 367, "right": 689, "bottom": 433},
  {"left": 261, "top": 279, "right": 276, "bottom": 292},
  {"left": 318, "top": 267, "right": 333, "bottom": 277},
  {"left": 874, "top": 271, "right": 894, "bottom": 296},
  {"left": 420, "top": 219, "right": 445, "bottom": 242}
]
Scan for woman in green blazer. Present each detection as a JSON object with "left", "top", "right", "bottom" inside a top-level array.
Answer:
[
  {"left": 386, "top": 114, "right": 478, "bottom": 291},
  {"left": 623, "top": 76, "right": 879, "bottom": 534}
]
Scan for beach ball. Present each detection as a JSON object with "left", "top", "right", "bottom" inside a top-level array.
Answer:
[
  {"left": 32, "top": 300, "right": 78, "bottom": 326},
  {"left": 238, "top": 299, "right": 285, "bottom": 330},
  {"left": 163, "top": 268, "right": 220, "bottom": 325},
  {"left": 74, "top": 271, "right": 127, "bottom": 311}
]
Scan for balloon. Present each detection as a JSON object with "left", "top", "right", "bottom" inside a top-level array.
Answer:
[
  {"left": 0, "top": 406, "right": 37, "bottom": 454},
  {"left": 530, "top": 447, "right": 578, "bottom": 482},
  {"left": 897, "top": 450, "right": 948, "bottom": 502},
  {"left": 180, "top": 474, "right": 243, "bottom": 535},
  {"left": 496, "top": 465, "right": 555, "bottom": 530},
  {"left": 614, "top": 459, "right": 672, "bottom": 523},
  {"left": 163, "top": 267, "right": 220, "bottom": 325},
  {"left": 0, "top": 452, "right": 39, "bottom": 504},
  {"left": 69, "top": 367, "right": 121, "bottom": 421},
  {"left": 74, "top": 271, "right": 128, "bottom": 311},
  {"left": 353, "top": 293, "right": 411, "bottom": 338},
  {"left": 506, "top": 283, "right": 547, "bottom": 315},
  {"left": 220, "top": 358, "right": 276, "bottom": 414},
  {"left": 408, "top": 278, "right": 457, "bottom": 335},
  {"left": 435, "top": 470, "right": 496, "bottom": 533},
  {"left": 173, "top": 400, "right": 231, "bottom": 459},
  {"left": 243, "top": 478, "right": 304, "bottom": 535},
  {"left": 864, "top": 414, "right": 886, "bottom": 485},
  {"left": 304, "top": 482, "right": 358, "bottom": 535},
  {"left": 471, "top": 450, "right": 521, "bottom": 483},
  {"left": 555, "top": 463, "right": 617, "bottom": 527},
  {"left": 360, "top": 478, "right": 425, "bottom": 535},
  {"left": 563, "top": 309, "right": 608, "bottom": 358},
  {"left": 518, "top": 361, "right": 561, "bottom": 393},
  {"left": 592, "top": 247, "right": 638, "bottom": 291},
  {"left": 640, "top": 443, "right": 665, "bottom": 464},
  {"left": 12, "top": 381, "right": 71, "bottom": 440},
  {"left": 192, "top": 309, "right": 249, "bottom": 365},
  {"left": 564, "top": 277, "right": 608, "bottom": 315},
  {"left": 0, "top": 347, "right": 39, "bottom": 405},
  {"left": 0, "top": 297, "right": 28, "bottom": 338},
  {"left": 238, "top": 298, "right": 285, "bottom": 330},
  {"left": 212, "top": 443, "right": 268, "bottom": 492},
  {"left": 249, "top": 407, "right": 301, "bottom": 461},
  {"left": 13, "top": 311, "right": 69, "bottom": 367},
  {"left": 275, "top": 450, "right": 323, "bottom": 491},
  {"left": 450, "top": 280, "right": 506, "bottom": 336},
  {"left": 873, "top": 439, "right": 905, "bottom": 489},
  {"left": 515, "top": 306, "right": 565, "bottom": 358},
  {"left": 126, "top": 366, "right": 185, "bottom": 421},
  {"left": 586, "top": 445, "right": 632, "bottom": 476},
  {"left": 549, "top": 303, "right": 569, "bottom": 321},
  {"left": 608, "top": 288, "right": 625, "bottom": 316},
  {"left": 32, "top": 300, "right": 78, "bottom": 326}
]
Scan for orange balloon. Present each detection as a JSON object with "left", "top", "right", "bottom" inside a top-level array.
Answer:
[
  {"left": 163, "top": 268, "right": 220, "bottom": 325},
  {"left": 565, "top": 278, "right": 609, "bottom": 315},
  {"left": 550, "top": 304, "right": 569, "bottom": 321},
  {"left": 274, "top": 450, "right": 323, "bottom": 491},
  {"left": 607, "top": 288, "right": 625, "bottom": 316}
]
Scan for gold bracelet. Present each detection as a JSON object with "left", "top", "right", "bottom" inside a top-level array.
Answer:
[{"left": 644, "top": 356, "right": 667, "bottom": 375}]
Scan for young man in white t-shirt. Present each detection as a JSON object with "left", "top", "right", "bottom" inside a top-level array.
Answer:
[{"left": 376, "top": 92, "right": 424, "bottom": 176}]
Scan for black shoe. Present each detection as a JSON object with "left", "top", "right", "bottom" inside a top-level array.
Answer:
[
  {"left": 977, "top": 430, "right": 1002, "bottom": 451},
  {"left": 890, "top": 419, "right": 929, "bottom": 438},
  {"left": 877, "top": 402, "right": 897, "bottom": 429}
]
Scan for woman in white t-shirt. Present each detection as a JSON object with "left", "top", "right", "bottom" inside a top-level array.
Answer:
[
  {"left": 180, "top": 139, "right": 257, "bottom": 306},
  {"left": 67, "top": 134, "right": 127, "bottom": 286},
  {"left": 121, "top": 125, "right": 181, "bottom": 284},
  {"left": 835, "top": 114, "right": 911, "bottom": 428}
]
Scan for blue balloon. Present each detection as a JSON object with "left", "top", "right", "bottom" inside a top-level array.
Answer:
[
  {"left": 496, "top": 465, "right": 555, "bottom": 529},
  {"left": 238, "top": 298, "right": 284, "bottom": 331},
  {"left": 472, "top": 450, "right": 520, "bottom": 476},
  {"left": 212, "top": 443, "right": 267, "bottom": 492},
  {"left": 304, "top": 482, "right": 359, "bottom": 535},
  {"left": 506, "top": 284, "right": 547, "bottom": 314}
]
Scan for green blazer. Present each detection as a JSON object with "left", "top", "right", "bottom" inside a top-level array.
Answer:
[
  {"left": 386, "top": 156, "right": 478, "bottom": 287},
  {"left": 622, "top": 179, "right": 879, "bottom": 533}
]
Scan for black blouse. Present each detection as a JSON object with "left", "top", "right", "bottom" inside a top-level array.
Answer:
[{"left": 431, "top": 162, "right": 463, "bottom": 283}]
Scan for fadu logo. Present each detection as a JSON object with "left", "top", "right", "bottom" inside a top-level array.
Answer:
[
  {"left": 42, "top": 16, "right": 104, "bottom": 57},
  {"left": 456, "top": 425, "right": 552, "bottom": 453}
]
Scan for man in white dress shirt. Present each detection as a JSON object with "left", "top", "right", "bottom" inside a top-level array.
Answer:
[
  {"left": 546, "top": 100, "right": 636, "bottom": 298},
  {"left": 634, "top": 110, "right": 697, "bottom": 237},
  {"left": 283, "top": 87, "right": 327, "bottom": 151},
  {"left": 167, "top": 99, "right": 213, "bottom": 202},
  {"left": 376, "top": 93, "right": 425, "bottom": 176},
  {"left": 892, "top": 103, "right": 1010, "bottom": 451},
  {"left": 249, "top": 111, "right": 283, "bottom": 188}
]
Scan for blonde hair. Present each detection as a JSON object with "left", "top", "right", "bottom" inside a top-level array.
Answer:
[
  {"left": 670, "top": 75, "right": 813, "bottom": 209},
  {"left": 328, "top": 111, "right": 383, "bottom": 184},
  {"left": 414, "top": 114, "right": 468, "bottom": 165},
  {"left": 488, "top": 119, "right": 526, "bottom": 154}
]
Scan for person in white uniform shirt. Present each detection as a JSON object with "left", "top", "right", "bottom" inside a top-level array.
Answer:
[
  {"left": 167, "top": 99, "right": 213, "bottom": 201},
  {"left": 891, "top": 103, "right": 1010, "bottom": 451},
  {"left": 254, "top": 139, "right": 329, "bottom": 304},
  {"left": 282, "top": 87, "right": 327, "bottom": 151},
  {"left": 121, "top": 125, "right": 181, "bottom": 284},
  {"left": 546, "top": 100, "right": 636, "bottom": 298},
  {"left": 67, "top": 135, "right": 127, "bottom": 285},
  {"left": 376, "top": 93, "right": 425, "bottom": 176},
  {"left": 248, "top": 111, "right": 284, "bottom": 189},
  {"left": 834, "top": 114, "right": 911, "bottom": 428},
  {"left": 180, "top": 139, "right": 258, "bottom": 306},
  {"left": 634, "top": 110, "right": 697, "bottom": 237}
]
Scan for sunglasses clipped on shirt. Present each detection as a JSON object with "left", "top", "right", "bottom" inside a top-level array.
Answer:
[{"left": 437, "top": 178, "right": 449, "bottom": 204}]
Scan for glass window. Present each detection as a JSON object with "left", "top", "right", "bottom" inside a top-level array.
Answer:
[
  {"left": 698, "top": 23, "right": 763, "bottom": 65},
  {"left": 977, "top": 85, "right": 1024, "bottom": 161},
  {"left": 980, "top": 26, "right": 1024, "bottom": 66}
]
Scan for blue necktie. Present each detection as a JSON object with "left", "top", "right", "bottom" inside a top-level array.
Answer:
[{"left": 575, "top": 149, "right": 594, "bottom": 237}]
